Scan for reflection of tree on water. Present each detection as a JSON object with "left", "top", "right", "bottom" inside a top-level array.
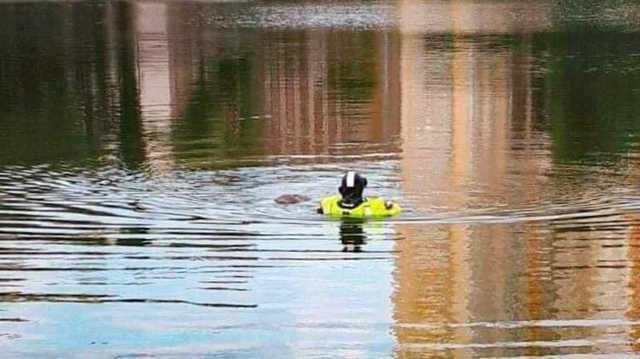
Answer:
[
  {"left": 115, "top": 2, "right": 146, "bottom": 170},
  {"left": 171, "top": 53, "right": 266, "bottom": 169},
  {"left": 539, "top": 29, "right": 640, "bottom": 164},
  {"left": 0, "top": 2, "right": 149, "bottom": 167},
  {"left": 339, "top": 220, "right": 367, "bottom": 252}
]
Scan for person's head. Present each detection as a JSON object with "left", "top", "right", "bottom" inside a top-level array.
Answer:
[{"left": 338, "top": 171, "right": 367, "bottom": 205}]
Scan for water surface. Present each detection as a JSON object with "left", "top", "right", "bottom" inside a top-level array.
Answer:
[{"left": 3, "top": 1, "right": 640, "bottom": 357}]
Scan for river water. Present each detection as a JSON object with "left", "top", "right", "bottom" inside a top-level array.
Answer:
[{"left": 3, "top": 1, "right": 640, "bottom": 357}]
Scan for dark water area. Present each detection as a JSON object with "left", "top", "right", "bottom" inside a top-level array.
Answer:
[{"left": 3, "top": 1, "right": 640, "bottom": 357}]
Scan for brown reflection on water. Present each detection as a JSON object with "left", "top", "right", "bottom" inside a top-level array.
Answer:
[
  {"left": 133, "top": 3, "right": 403, "bottom": 169},
  {"left": 397, "top": 0, "right": 552, "bottom": 35},
  {"left": 260, "top": 31, "right": 401, "bottom": 157},
  {"left": 136, "top": 3, "right": 174, "bottom": 171},
  {"left": 628, "top": 150, "right": 640, "bottom": 351},
  {"left": 628, "top": 218, "right": 640, "bottom": 353},
  {"left": 392, "top": 1, "right": 558, "bottom": 357},
  {"left": 392, "top": 1, "right": 640, "bottom": 354}
]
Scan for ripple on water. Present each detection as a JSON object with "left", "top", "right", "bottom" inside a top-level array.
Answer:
[{"left": 2, "top": 158, "right": 640, "bottom": 357}]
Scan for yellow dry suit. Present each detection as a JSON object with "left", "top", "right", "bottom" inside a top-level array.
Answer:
[{"left": 319, "top": 195, "right": 401, "bottom": 218}]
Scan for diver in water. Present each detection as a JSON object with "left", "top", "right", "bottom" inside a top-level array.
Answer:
[{"left": 317, "top": 171, "right": 401, "bottom": 218}]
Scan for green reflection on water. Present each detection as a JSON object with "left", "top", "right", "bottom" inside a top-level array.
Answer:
[
  {"left": 540, "top": 30, "right": 640, "bottom": 163},
  {"left": 115, "top": 3, "right": 146, "bottom": 170},
  {"left": 2, "top": 1, "right": 640, "bottom": 171},
  {"left": 329, "top": 32, "right": 377, "bottom": 101},
  {"left": 0, "top": 3, "right": 101, "bottom": 165},
  {"left": 172, "top": 51, "right": 266, "bottom": 169}
]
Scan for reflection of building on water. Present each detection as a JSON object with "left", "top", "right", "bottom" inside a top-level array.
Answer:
[
  {"left": 133, "top": 2, "right": 176, "bottom": 171},
  {"left": 397, "top": 1, "right": 552, "bottom": 35},
  {"left": 260, "top": 30, "right": 401, "bottom": 157},
  {"left": 126, "top": 2, "right": 404, "bottom": 167},
  {"left": 392, "top": 1, "right": 556, "bottom": 355},
  {"left": 627, "top": 218, "right": 640, "bottom": 352},
  {"left": 393, "top": 1, "right": 640, "bottom": 355}
]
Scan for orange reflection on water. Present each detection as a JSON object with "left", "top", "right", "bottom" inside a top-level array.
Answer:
[
  {"left": 391, "top": 0, "right": 640, "bottom": 352},
  {"left": 259, "top": 31, "right": 401, "bottom": 157},
  {"left": 393, "top": 1, "right": 555, "bottom": 357}
]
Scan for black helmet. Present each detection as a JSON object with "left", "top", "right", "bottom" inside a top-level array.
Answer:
[{"left": 339, "top": 171, "right": 367, "bottom": 207}]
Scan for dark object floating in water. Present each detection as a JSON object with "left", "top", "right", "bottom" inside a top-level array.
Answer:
[{"left": 275, "top": 194, "right": 311, "bottom": 205}]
